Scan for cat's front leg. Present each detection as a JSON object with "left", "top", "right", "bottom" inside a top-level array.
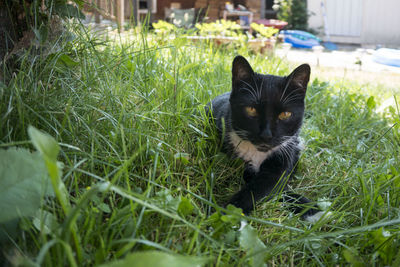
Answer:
[
  {"left": 243, "top": 164, "right": 256, "bottom": 183},
  {"left": 281, "top": 192, "right": 321, "bottom": 220},
  {"left": 228, "top": 172, "right": 284, "bottom": 214},
  {"left": 228, "top": 186, "right": 256, "bottom": 214}
]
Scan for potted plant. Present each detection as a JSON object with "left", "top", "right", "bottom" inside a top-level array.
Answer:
[
  {"left": 248, "top": 23, "right": 279, "bottom": 53},
  {"left": 193, "top": 20, "right": 245, "bottom": 45}
]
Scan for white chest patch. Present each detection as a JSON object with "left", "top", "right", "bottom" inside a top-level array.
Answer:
[{"left": 229, "top": 132, "right": 281, "bottom": 172}]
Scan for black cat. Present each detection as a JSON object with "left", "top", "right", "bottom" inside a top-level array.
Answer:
[{"left": 206, "top": 56, "right": 323, "bottom": 221}]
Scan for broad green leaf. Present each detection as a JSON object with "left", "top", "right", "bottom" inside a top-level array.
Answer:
[
  {"left": 57, "top": 54, "right": 79, "bottom": 67},
  {"left": 343, "top": 249, "right": 365, "bottom": 267},
  {"left": 226, "top": 204, "right": 243, "bottom": 214},
  {"left": 153, "top": 189, "right": 180, "bottom": 211},
  {"left": 370, "top": 227, "right": 394, "bottom": 264},
  {"left": 100, "top": 251, "right": 209, "bottom": 267},
  {"left": 178, "top": 196, "right": 194, "bottom": 216},
  {"left": 223, "top": 229, "right": 236, "bottom": 245},
  {"left": 207, "top": 212, "right": 221, "bottom": 228},
  {"left": 343, "top": 249, "right": 365, "bottom": 266},
  {"left": 32, "top": 210, "right": 59, "bottom": 235},
  {"left": 0, "top": 148, "right": 53, "bottom": 223},
  {"left": 28, "top": 126, "right": 60, "bottom": 161},
  {"left": 239, "top": 224, "right": 267, "bottom": 267},
  {"left": 98, "top": 203, "right": 111, "bottom": 213},
  {"left": 28, "top": 126, "right": 70, "bottom": 214}
]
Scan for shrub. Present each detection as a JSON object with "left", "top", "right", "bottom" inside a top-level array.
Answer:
[{"left": 273, "top": 0, "right": 309, "bottom": 31}]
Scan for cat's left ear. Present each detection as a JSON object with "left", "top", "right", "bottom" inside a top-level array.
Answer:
[
  {"left": 232, "top": 55, "right": 254, "bottom": 85},
  {"left": 286, "top": 64, "right": 311, "bottom": 93}
]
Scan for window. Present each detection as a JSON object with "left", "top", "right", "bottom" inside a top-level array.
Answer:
[
  {"left": 264, "top": 0, "right": 277, "bottom": 19},
  {"left": 139, "top": 0, "right": 156, "bottom": 13},
  {"left": 266, "top": 0, "right": 274, "bottom": 9}
]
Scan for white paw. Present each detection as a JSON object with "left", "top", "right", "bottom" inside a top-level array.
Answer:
[{"left": 304, "top": 211, "right": 333, "bottom": 223}]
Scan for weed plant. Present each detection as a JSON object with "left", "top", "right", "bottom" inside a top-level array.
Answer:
[{"left": 0, "top": 23, "right": 400, "bottom": 266}]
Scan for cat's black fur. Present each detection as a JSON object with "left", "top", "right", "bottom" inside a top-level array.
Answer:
[{"left": 206, "top": 56, "right": 320, "bottom": 219}]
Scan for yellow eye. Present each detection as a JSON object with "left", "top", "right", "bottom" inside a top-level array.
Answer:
[
  {"left": 245, "top": 106, "right": 258, "bottom": 117},
  {"left": 278, "top": 111, "right": 292, "bottom": 120}
]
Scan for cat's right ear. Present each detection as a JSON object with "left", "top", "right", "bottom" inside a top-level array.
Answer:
[
  {"left": 232, "top": 56, "right": 254, "bottom": 87},
  {"left": 286, "top": 64, "right": 311, "bottom": 93}
]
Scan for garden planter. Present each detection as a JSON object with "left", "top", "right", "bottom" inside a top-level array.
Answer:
[
  {"left": 247, "top": 38, "right": 276, "bottom": 54},
  {"left": 186, "top": 35, "right": 276, "bottom": 54}
]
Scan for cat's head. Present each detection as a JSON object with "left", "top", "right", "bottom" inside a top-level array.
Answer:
[{"left": 229, "top": 56, "right": 310, "bottom": 151}]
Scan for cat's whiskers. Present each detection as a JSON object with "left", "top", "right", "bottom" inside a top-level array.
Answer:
[
  {"left": 253, "top": 76, "right": 263, "bottom": 101},
  {"left": 279, "top": 142, "right": 294, "bottom": 162},
  {"left": 276, "top": 135, "right": 301, "bottom": 162},
  {"left": 282, "top": 94, "right": 304, "bottom": 106},
  {"left": 239, "top": 86, "right": 258, "bottom": 103},
  {"left": 281, "top": 88, "right": 304, "bottom": 105},
  {"left": 240, "top": 80, "right": 260, "bottom": 102},
  {"left": 281, "top": 88, "right": 301, "bottom": 101},
  {"left": 280, "top": 75, "right": 294, "bottom": 102},
  {"left": 277, "top": 145, "right": 289, "bottom": 161}
]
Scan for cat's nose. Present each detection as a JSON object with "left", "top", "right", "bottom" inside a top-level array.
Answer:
[{"left": 260, "top": 127, "right": 272, "bottom": 141}]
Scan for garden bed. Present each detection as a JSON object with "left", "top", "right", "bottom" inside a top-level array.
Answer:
[{"left": 186, "top": 35, "right": 276, "bottom": 53}]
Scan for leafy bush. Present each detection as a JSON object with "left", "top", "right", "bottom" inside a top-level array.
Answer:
[
  {"left": 250, "top": 23, "right": 279, "bottom": 38},
  {"left": 273, "top": 0, "right": 309, "bottom": 31},
  {"left": 153, "top": 20, "right": 178, "bottom": 36},
  {"left": 195, "top": 19, "right": 242, "bottom": 37}
]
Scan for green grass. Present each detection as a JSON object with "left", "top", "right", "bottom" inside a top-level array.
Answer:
[{"left": 1, "top": 23, "right": 400, "bottom": 266}]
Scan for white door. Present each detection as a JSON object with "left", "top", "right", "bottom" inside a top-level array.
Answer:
[{"left": 325, "top": 0, "right": 363, "bottom": 37}]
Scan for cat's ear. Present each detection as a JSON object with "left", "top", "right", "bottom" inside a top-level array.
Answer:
[
  {"left": 232, "top": 56, "right": 254, "bottom": 85},
  {"left": 286, "top": 64, "right": 310, "bottom": 92}
]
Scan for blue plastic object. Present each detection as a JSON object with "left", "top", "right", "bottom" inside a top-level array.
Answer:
[
  {"left": 372, "top": 48, "right": 400, "bottom": 68},
  {"left": 281, "top": 30, "right": 321, "bottom": 49},
  {"left": 323, "top": 41, "right": 337, "bottom": 50}
]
